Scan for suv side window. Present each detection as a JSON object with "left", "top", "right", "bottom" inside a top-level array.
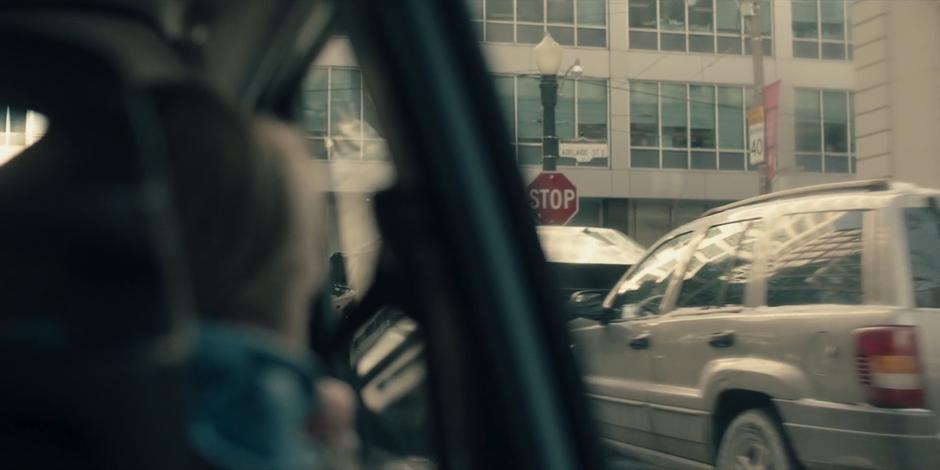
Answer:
[
  {"left": 677, "top": 219, "right": 763, "bottom": 308},
  {"left": 766, "top": 210, "right": 864, "bottom": 306},
  {"left": 611, "top": 232, "right": 693, "bottom": 318}
]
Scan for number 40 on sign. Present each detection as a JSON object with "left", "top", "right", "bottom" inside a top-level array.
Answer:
[{"left": 748, "top": 106, "right": 765, "bottom": 165}]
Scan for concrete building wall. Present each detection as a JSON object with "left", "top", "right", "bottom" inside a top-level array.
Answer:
[
  {"left": 852, "top": 0, "right": 940, "bottom": 188},
  {"left": 314, "top": 1, "right": 858, "bottom": 199},
  {"left": 486, "top": 0, "right": 856, "bottom": 195},
  {"left": 310, "top": 1, "right": 866, "bottom": 246}
]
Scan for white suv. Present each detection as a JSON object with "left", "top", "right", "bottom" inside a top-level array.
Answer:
[{"left": 570, "top": 180, "right": 940, "bottom": 470}]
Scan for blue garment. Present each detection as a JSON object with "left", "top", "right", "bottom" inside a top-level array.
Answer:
[{"left": 187, "top": 321, "right": 321, "bottom": 470}]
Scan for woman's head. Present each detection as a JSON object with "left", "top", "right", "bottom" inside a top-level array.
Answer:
[{"left": 153, "top": 84, "right": 326, "bottom": 348}]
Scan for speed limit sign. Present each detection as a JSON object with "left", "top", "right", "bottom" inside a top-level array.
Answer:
[{"left": 748, "top": 106, "right": 765, "bottom": 165}]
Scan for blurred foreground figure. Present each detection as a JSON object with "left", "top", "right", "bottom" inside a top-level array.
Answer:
[{"left": 153, "top": 84, "right": 358, "bottom": 470}]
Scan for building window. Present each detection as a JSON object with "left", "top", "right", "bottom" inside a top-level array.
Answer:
[
  {"left": 792, "top": 0, "right": 851, "bottom": 60},
  {"left": 5, "top": 108, "right": 27, "bottom": 146},
  {"left": 470, "top": 0, "right": 608, "bottom": 47},
  {"left": 0, "top": 107, "right": 47, "bottom": 146},
  {"left": 303, "top": 67, "right": 387, "bottom": 160},
  {"left": 630, "top": 81, "right": 755, "bottom": 171},
  {"left": 628, "top": 0, "right": 772, "bottom": 55},
  {"left": 794, "top": 88, "right": 855, "bottom": 173},
  {"left": 497, "top": 74, "right": 609, "bottom": 167},
  {"left": 0, "top": 107, "right": 47, "bottom": 166}
]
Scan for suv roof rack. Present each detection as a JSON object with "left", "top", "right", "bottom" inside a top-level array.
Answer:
[{"left": 703, "top": 178, "right": 892, "bottom": 217}]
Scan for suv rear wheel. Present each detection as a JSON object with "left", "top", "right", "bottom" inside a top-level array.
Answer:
[{"left": 716, "top": 408, "right": 797, "bottom": 470}]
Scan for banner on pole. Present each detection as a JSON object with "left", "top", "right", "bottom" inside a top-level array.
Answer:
[{"left": 763, "top": 81, "right": 781, "bottom": 182}]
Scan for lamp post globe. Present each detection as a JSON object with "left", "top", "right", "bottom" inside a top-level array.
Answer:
[{"left": 534, "top": 33, "right": 562, "bottom": 76}]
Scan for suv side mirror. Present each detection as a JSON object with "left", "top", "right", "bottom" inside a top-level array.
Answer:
[{"left": 568, "top": 290, "right": 617, "bottom": 322}]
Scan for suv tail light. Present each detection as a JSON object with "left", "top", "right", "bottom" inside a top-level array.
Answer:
[{"left": 854, "top": 326, "right": 926, "bottom": 408}]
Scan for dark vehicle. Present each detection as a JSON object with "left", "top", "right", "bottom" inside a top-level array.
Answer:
[{"left": 538, "top": 226, "right": 645, "bottom": 301}]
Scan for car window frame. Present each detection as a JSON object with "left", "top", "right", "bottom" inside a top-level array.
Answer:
[
  {"left": 672, "top": 217, "right": 765, "bottom": 313},
  {"left": 862, "top": 207, "right": 882, "bottom": 306},
  {"left": 605, "top": 229, "right": 700, "bottom": 320},
  {"left": 268, "top": 1, "right": 611, "bottom": 467}
]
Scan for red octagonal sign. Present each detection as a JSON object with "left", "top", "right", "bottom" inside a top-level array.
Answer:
[{"left": 527, "top": 172, "right": 578, "bottom": 225}]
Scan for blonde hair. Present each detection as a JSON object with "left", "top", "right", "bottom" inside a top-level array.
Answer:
[{"left": 154, "top": 84, "right": 326, "bottom": 348}]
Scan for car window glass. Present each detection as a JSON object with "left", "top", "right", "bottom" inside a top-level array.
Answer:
[
  {"left": 611, "top": 232, "right": 693, "bottom": 317},
  {"left": 677, "top": 219, "right": 763, "bottom": 308},
  {"left": 766, "top": 210, "right": 863, "bottom": 306},
  {"left": 904, "top": 205, "right": 940, "bottom": 308},
  {"left": 0, "top": 106, "right": 47, "bottom": 167},
  {"left": 306, "top": 41, "right": 396, "bottom": 296},
  {"left": 300, "top": 0, "right": 930, "bottom": 466},
  {"left": 305, "top": 36, "right": 437, "bottom": 468}
]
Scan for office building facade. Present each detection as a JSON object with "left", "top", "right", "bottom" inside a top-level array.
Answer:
[{"left": 309, "top": 0, "right": 858, "bottom": 246}]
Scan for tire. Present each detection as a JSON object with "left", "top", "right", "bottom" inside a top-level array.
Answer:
[{"left": 716, "top": 408, "right": 799, "bottom": 470}]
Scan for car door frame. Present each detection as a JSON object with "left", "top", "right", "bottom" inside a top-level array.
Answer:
[
  {"left": 643, "top": 216, "right": 766, "bottom": 463},
  {"left": 245, "top": 1, "right": 607, "bottom": 468},
  {"left": 582, "top": 228, "right": 706, "bottom": 456},
  {"left": 575, "top": 313, "right": 662, "bottom": 454}
]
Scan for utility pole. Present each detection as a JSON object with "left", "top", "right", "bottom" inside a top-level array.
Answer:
[
  {"left": 743, "top": 0, "right": 770, "bottom": 194},
  {"left": 540, "top": 74, "right": 559, "bottom": 172}
]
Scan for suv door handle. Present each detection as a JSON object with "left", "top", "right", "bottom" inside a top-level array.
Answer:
[
  {"left": 628, "top": 332, "right": 650, "bottom": 350},
  {"left": 708, "top": 330, "right": 735, "bottom": 348}
]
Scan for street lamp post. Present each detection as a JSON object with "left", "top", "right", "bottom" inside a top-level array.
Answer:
[
  {"left": 534, "top": 34, "right": 563, "bottom": 172},
  {"left": 540, "top": 75, "right": 559, "bottom": 171}
]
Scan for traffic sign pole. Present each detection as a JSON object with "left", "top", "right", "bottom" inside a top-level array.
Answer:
[{"left": 744, "top": 0, "right": 770, "bottom": 194}]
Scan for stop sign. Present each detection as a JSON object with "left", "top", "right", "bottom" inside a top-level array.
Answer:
[{"left": 527, "top": 172, "right": 578, "bottom": 225}]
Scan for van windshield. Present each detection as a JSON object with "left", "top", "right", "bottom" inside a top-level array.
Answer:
[{"left": 905, "top": 205, "right": 940, "bottom": 308}]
